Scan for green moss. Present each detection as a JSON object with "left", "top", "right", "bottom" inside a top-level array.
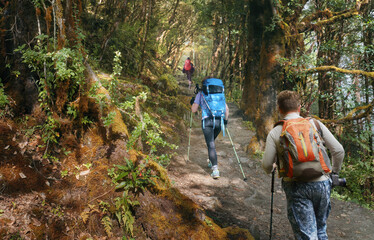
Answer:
[
  {"left": 224, "top": 226, "right": 255, "bottom": 240},
  {"left": 155, "top": 74, "right": 179, "bottom": 96}
]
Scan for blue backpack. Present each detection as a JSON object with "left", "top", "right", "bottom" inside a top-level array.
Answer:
[{"left": 201, "top": 78, "right": 226, "bottom": 135}]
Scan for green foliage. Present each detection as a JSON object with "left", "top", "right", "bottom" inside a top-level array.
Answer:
[
  {"left": 41, "top": 115, "right": 60, "bottom": 145},
  {"left": 8, "top": 233, "right": 22, "bottom": 240},
  {"left": 109, "top": 51, "right": 122, "bottom": 104},
  {"left": 120, "top": 92, "right": 178, "bottom": 167},
  {"left": 31, "top": 0, "right": 46, "bottom": 8},
  {"left": 333, "top": 156, "right": 374, "bottom": 209},
  {"left": 31, "top": 114, "right": 61, "bottom": 160},
  {"left": 225, "top": 79, "right": 243, "bottom": 105},
  {"left": 102, "top": 111, "right": 116, "bottom": 128},
  {"left": 51, "top": 205, "right": 64, "bottom": 218},
  {"left": 204, "top": 218, "right": 213, "bottom": 227},
  {"left": 128, "top": 111, "right": 177, "bottom": 166},
  {"left": 13, "top": 32, "right": 85, "bottom": 163},
  {"left": 67, "top": 105, "right": 78, "bottom": 119},
  {"left": 107, "top": 159, "right": 156, "bottom": 236},
  {"left": 101, "top": 215, "right": 113, "bottom": 237},
  {"left": 156, "top": 74, "right": 178, "bottom": 96},
  {"left": 81, "top": 116, "right": 94, "bottom": 126},
  {"left": 82, "top": 8, "right": 144, "bottom": 76},
  {"left": 60, "top": 170, "right": 69, "bottom": 178},
  {"left": 109, "top": 158, "right": 156, "bottom": 194},
  {"left": 0, "top": 82, "right": 9, "bottom": 109},
  {"left": 264, "top": 14, "right": 282, "bottom": 33},
  {"left": 254, "top": 150, "right": 264, "bottom": 159},
  {"left": 114, "top": 191, "right": 138, "bottom": 236},
  {"left": 243, "top": 121, "right": 256, "bottom": 132},
  {"left": 15, "top": 35, "right": 85, "bottom": 112}
]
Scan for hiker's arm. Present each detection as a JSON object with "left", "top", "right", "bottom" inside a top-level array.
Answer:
[
  {"left": 262, "top": 130, "right": 278, "bottom": 174},
  {"left": 191, "top": 92, "right": 201, "bottom": 113},
  {"left": 318, "top": 121, "right": 345, "bottom": 173},
  {"left": 225, "top": 104, "right": 229, "bottom": 120},
  {"left": 191, "top": 103, "right": 199, "bottom": 113}
]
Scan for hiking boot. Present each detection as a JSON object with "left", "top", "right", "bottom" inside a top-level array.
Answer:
[
  {"left": 207, "top": 159, "right": 212, "bottom": 168},
  {"left": 211, "top": 169, "right": 220, "bottom": 179}
]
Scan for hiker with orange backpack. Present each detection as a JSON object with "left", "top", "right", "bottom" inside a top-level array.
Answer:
[
  {"left": 183, "top": 57, "right": 194, "bottom": 89},
  {"left": 262, "top": 90, "right": 345, "bottom": 240}
]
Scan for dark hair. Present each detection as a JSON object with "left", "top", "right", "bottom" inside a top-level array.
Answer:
[
  {"left": 202, "top": 76, "right": 213, "bottom": 85},
  {"left": 187, "top": 57, "right": 190, "bottom": 60},
  {"left": 277, "top": 90, "right": 300, "bottom": 113}
]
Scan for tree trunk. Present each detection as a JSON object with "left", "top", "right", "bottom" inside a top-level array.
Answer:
[
  {"left": 241, "top": 0, "right": 285, "bottom": 149},
  {"left": 138, "top": 0, "right": 152, "bottom": 77},
  {"left": 362, "top": 1, "right": 374, "bottom": 156}
]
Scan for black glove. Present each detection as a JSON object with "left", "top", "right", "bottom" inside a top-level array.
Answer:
[
  {"left": 331, "top": 172, "right": 346, "bottom": 188},
  {"left": 194, "top": 84, "right": 200, "bottom": 94},
  {"left": 190, "top": 96, "right": 195, "bottom": 105},
  {"left": 224, "top": 119, "right": 228, "bottom": 126}
]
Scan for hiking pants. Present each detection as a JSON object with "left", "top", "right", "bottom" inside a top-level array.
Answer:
[
  {"left": 186, "top": 70, "right": 192, "bottom": 82},
  {"left": 202, "top": 118, "right": 222, "bottom": 167},
  {"left": 282, "top": 180, "right": 332, "bottom": 240}
]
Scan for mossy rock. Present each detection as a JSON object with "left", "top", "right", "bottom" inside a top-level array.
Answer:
[
  {"left": 246, "top": 136, "right": 261, "bottom": 156},
  {"left": 155, "top": 74, "right": 179, "bottom": 96}
]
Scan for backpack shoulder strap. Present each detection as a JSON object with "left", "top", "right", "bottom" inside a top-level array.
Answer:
[
  {"left": 274, "top": 120, "right": 285, "bottom": 128},
  {"left": 310, "top": 118, "right": 323, "bottom": 138},
  {"left": 201, "top": 93, "right": 212, "bottom": 114}
]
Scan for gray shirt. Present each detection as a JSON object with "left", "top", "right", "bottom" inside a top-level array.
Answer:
[{"left": 262, "top": 112, "right": 345, "bottom": 181}]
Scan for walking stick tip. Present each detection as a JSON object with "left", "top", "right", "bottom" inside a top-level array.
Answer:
[{"left": 243, "top": 177, "right": 247, "bottom": 181}]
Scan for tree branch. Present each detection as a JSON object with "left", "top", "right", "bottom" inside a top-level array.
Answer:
[
  {"left": 313, "top": 99, "right": 373, "bottom": 124},
  {"left": 168, "top": 0, "right": 180, "bottom": 24},
  {"left": 303, "top": 66, "right": 374, "bottom": 79},
  {"left": 299, "top": 8, "right": 359, "bottom": 33}
]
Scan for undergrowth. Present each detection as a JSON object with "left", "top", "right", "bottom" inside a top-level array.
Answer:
[{"left": 331, "top": 155, "right": 374, "bottom": 209}]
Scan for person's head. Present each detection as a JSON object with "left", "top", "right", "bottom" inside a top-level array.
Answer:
[
  {"left": 187, "top": 57, "right": 190, "bottom": 60},
  {"left": 277, "top": 90, "right": 301, "bottom": 114},
  {"left": 202, "top": 76, "right": 213, "bottom": 85}
]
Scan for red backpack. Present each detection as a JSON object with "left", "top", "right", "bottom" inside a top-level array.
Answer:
[
  {"left": 275, "top": 118, "right": 332, "bottom": 181},
  {"left": 184, "top": 59, "right": 192, "bottom": 71}
]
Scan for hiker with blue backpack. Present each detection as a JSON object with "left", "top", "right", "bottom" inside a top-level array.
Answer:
[
  {"left": 190, "top": 77, "right": 229, "bottom": 179},
  {"left": 262, "top": 90, "right": 345, "bottom": 240}
]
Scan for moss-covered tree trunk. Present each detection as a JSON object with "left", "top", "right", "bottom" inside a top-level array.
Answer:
[
  {"left": 316, "top": 23, "right": 342, "bottom": 120},
  {"left": 241, "top": 0, "right": 285, "bottom": 149},
  {"left": 362, "top": 1, "right": 374, "bottom": 156}
]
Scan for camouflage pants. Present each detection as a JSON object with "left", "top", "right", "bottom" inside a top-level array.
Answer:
[{"left": 282, "top": 180, "right": 332, "bottom": 240}]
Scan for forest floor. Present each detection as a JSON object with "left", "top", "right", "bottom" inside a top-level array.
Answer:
[{"left": 167, "top": 75, "right": 374, "bottom": 240}]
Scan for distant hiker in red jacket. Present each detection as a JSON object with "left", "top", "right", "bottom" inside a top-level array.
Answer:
[{"left": 183, "top": 57, "right": 194, "bottom": 89}]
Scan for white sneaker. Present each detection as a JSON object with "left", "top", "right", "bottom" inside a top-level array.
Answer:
[{"left": 211, "top": 169, "right": 220, "bottom": 179}]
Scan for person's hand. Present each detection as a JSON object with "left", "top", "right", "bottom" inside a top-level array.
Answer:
[
  {"left": 190, "top": 96, "right": 195, "bottom": 106},
  {"left": 224, "top": 119, "right": 228, "bottom": 126},
  {"left": 272, "top": 163, "right": 277, "bottom": 172}
]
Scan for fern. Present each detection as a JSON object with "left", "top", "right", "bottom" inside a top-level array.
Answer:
[
  {"left": 114, "top": 191, "right": 139, "bottom": 236},
  {"left": 80, "top": 210, "right": 90, "bottom": 224},
  {"left": 101, "top": 216, "right": 113, "bottom": 237}
]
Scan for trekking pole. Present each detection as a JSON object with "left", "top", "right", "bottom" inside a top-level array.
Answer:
[
  {"left": 225, "top": 127, "right": 247, "bottom": 181},
  {"left": 269, "top": 168, "right": 275, "bottom": 240},
  {"left": 187, "top": 111, "right": 193, "bottom": 162}
]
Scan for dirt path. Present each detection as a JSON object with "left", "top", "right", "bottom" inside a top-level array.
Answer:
[{"left": 167, "top": 75, "right": 374, "bottom": 240}]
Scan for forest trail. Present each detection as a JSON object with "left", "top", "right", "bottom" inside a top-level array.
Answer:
[{"left": 167, "top": 75, "right": 374, "bottom": 240}]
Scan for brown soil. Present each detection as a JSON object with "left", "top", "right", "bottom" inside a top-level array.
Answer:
[{"left": 168, "top": 75, "right": 374, "bottom": 240}]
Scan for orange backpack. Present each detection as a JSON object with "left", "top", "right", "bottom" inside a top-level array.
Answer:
[{"left": 275, "top": 118, "right": 332, "bottom": 181}]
